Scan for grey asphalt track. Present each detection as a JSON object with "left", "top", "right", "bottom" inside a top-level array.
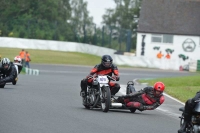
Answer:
[{"left": 0, "top": 64, "right": 195, "bottom": 133}]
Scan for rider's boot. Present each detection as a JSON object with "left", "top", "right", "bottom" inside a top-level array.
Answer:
[
  {"left": 111, "top": 84, "right": 120, "bottom": 96},
  {"left": 80, "top": 79, "right": 87, "bottom": 97},
  {"left": 178, "top": 113, "right": 191, "bottom": 133}
]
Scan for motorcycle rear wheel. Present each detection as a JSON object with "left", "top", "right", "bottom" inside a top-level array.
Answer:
[
  {"left": 0, "top": 84, "right": 5, "bottom": 88},
  {"left": 100, "top": 86, "right": 111, "bottom": 112}
]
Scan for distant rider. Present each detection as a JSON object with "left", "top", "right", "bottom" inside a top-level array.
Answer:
[
  {"left": 80, "top": 55, "right": 120, "bottom": 97},
  {"left": 0, "top": 58, "right": 17, "bottom": 86},
  {"left": 178, "top": 91, "right": 200, "bottom": 133},
  {"left": 117, "top": 82, "right": 165, "bottom": 111},
  {"left": 13, "top": 55, "right": 23, "bottom": 74}
]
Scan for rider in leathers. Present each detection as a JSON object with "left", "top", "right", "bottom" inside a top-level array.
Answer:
[
  {"left": 0, "top": 58, "right": 17, "bottom": 86},
  {"left": 80, "top": 55, "right": 120, "bottom": 97},
  {"left": 118, "top": 82, "right": 165, "bottom": 111},
  {"left": 178, "top": 92, "right": 200, "bottom": 133}
]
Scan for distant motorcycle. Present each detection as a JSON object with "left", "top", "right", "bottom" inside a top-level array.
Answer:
[
  {"left": 0, "top": 69, "right": 18, "bottom": 88},
  {"left": 80, "top": 75, "right": 116, "bottom": 112},
  {"left": 179, "top": 99, "right": 200, "bottom": 133}
]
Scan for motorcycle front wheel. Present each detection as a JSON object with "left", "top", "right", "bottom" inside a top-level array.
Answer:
[
  {"left": 82, "top": 97, "right": 90, "bottom": 109},
  {"left": 193, "top": 125, "right": 199, "bottom": 133},
  {"left": 100, "top": 86, "right": 111, "bottom": 112},
  {"left": 0, "top": 83, "right": 5, "bottom": 88}
]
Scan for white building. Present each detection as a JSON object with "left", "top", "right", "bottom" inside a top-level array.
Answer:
[{"left": 136, "top": 0, "right": 200, "bottom": 70}]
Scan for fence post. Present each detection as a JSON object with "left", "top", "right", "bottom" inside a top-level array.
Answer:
[
  {"left": 197, "top": 60, "right": 200, "bottom": 71},
  {"left": 102, "top": 26, "right": 104, "bottom": 46},
  {"left": 126, "top": 30, "right": 132, "bottom": 52}
]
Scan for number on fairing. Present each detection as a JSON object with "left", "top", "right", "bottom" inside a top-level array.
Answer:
[{"left": 98, "top": 76, "right": 109, "bottom": 84}]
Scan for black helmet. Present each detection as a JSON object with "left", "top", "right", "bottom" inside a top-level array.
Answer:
[
  {"left": 1, "top": 58, "right": 11, "bottom": 71},
  {"left": 101, "top": 55, "right": 113, "bottom": 68}
]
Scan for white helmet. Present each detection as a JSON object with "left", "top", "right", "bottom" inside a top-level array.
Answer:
[{"left": 14, "top": 56, "right": 22, "bottom": 64}]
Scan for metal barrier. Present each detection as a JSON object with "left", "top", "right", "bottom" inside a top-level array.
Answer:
[{"left": 25, "top": 68, "right": 40, "bottom": 75}]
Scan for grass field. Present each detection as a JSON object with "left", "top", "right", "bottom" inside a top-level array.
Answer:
[
  {"left": 1, "top": 47, "right": 199, "bottom": 102},
  {"left": 139, "top": 74, "right": 200, "bottom": 103},
  {"left": 0, "top": 47, "right": 101, "bottom": 66}
]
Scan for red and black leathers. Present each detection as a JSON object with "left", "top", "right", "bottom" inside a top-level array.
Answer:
[
  {"left": 120, "top": 86, "right": 165, "bottom": 111},
  {"left": 0, "top": 62, "right": 17, "bottom": 84},
  {"left": 81, "top": 63, "right": 120, "bottom": 96}
]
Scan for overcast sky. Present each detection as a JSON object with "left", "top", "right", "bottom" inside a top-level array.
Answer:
[{"left": 84, "top": 0, "right": 116, "bottom": 27}]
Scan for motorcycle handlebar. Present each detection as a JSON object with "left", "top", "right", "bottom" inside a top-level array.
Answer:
[
  {"left": 195, "top": 99, "right": 200, "bottom": 102},
  {"left": 87, "top": 75, "right": 116, "bottom": 81}
]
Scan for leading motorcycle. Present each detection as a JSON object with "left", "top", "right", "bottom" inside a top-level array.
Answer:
[
  {"left": 179, "top": 99, "right": 200, "bottom": 133},
  {"left": 80, "top": 75, "right": 116, "bottom": 112}
]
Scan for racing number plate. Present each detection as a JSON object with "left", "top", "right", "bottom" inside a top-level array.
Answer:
[{"left": 98, "top": 76, "right": 109, "bottom": 84}]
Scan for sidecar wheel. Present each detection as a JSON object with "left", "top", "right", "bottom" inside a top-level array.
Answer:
[{"left": 130, "top": 108, "right": 136, "bottom": 113}]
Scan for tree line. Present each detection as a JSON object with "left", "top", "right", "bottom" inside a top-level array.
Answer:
[{"left": 0, "top": 0, "right": 141, "bottom": 51}]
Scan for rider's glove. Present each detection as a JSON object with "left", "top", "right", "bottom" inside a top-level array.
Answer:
[
  {"left": 122, "top": 91, "right": 143, "bottom": 98},
  {"left": 86, "top": 75, "right": 93, "bottom": 79},
  {"left": 112, "top": 76, "right": 120, "bottom": 81},
  {"left": 138, "top": 105, "right": 149, "bottom": 111},
  {"left": 142, "top": 87, "right": 153, "bottom": 94},
  {"left": 143, "top": 106, "right": 152, "bottom": 110}
]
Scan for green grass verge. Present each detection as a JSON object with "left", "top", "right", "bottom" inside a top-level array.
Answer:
[
  {"left": 139, "top": 74, "right": 200, "bottom": 103},
  {"left": 0, "top": 47, "right": 101, "bottom": 66}
]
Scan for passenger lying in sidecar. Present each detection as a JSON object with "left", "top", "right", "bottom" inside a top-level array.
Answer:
[{"left": 110, "top": 81, "right": 165, "bottom": 113}]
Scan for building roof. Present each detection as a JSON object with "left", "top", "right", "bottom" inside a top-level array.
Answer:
[{"left": 137, "top": 0, "right": 200, "bottom": 36}]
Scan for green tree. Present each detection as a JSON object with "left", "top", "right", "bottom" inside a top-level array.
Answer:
[
  {"left": 0, "top": 0, "right": 73, "bottom": 41},
  {"left": 102, "top": 0, "right": 141, "bottom": 49},
  {"left": 70, "top": 0, "right": 95, "bottom": 43}
]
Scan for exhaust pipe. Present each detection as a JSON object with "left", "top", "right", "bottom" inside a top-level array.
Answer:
[{"left": 111, "top": 103, "right": 123, "bottom": 108}]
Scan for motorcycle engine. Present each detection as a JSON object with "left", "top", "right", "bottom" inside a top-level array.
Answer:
[
  {"left": 191, "top": 115, "right": 200, "bottom": 124},
  {"left": 87, "top": 88, "right": 95, "bottom": 105}
]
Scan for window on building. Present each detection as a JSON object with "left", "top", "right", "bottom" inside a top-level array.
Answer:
[
  {"left": 152, "top": 34, "right": 162, "bottom": 42},
  {"left": 152, "top": 34, "right": 173, "bottom": 44}
]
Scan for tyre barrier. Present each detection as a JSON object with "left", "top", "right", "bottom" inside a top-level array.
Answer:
[{"left": 25, "top": 68, "right": 40, "bottom": 75}]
